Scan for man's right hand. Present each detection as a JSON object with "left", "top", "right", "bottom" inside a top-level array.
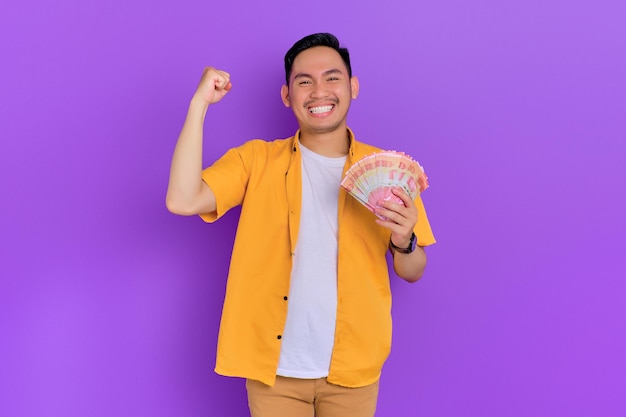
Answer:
[{"left": 192, "top": 67, "right": 232, "bottom": 106}]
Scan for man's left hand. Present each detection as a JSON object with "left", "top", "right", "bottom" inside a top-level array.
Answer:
[{"left": 374, "top": 188, "right": 418, "bottom": 248}]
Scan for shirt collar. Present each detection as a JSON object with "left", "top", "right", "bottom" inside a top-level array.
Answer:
[{"left": 291, "top": 128, "right": 357, "bottom": 160}]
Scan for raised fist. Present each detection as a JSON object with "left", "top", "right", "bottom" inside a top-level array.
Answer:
[{"left": 193, "top": 67, "right": 232, "bottom": 105}]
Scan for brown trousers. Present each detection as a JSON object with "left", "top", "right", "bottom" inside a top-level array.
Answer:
[{"left": 246, "top": 376, "right": 380, "bottom": 417}]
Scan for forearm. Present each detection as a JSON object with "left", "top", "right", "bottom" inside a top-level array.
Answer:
[
  {"left": 392, "top": 246, "right": 427, "bottom": 283},
  {"left": 166, "top": 97, "right": 212, "bottom": 214}
]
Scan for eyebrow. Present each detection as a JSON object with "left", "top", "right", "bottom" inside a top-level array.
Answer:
[{"left": 293, "top": 68, "right": 345, "bottom": 80}]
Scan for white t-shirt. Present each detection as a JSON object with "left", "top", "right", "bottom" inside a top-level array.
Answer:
[{"left": 276, "top": 143, "right": 347, "bottom": 378}]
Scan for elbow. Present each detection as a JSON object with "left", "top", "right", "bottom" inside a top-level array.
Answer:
[
  {"left": 166, "top": 187, "right": 216, "bottom": 217},
  {"left": 394, "top": 247, "right": 427, "bottom": 283},
  {"left": 399, "top": 270, "right": 424, "bottom": 284},
  {"left": 394, "top": 259, "right": 427, "bottom": 283},
  {"left": 165, "top": 194, "right": 195, "bottom": 216}
]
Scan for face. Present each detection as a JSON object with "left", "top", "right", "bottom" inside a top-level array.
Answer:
[{"left": 281, "top": 46, "right": 359, "bottom": 135}]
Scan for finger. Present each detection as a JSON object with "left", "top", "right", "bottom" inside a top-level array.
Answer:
[
  {"left": 375, "top": 206, "right": 409, "bottom": 227},
  {"left": 216, "top": 69, "right": 230, "bottom": 80},
  {"left": 376, "top": 195, "right": 417, "bottom": 228},
  {"left": 376, "top": 197, "right": 410, "bottom": 218},
  {"left": 391, "top": 187, "right": 414, "bottom": 208},
  {"left": 375, "top": 215, "right": 411, "bottom": 239},
  {"left": 219, "top": 72, "right": 231, "bottom": 89},
  {"left": 214, "top": 76, "right": 231, "bottom": 91},
  {"left": 205, "top": 68, "right": 230, "bottom": 90}
]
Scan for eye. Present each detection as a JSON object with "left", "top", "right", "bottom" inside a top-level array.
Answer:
[{"left": 298, "top": 79, "right": 312, "bottom": 85}]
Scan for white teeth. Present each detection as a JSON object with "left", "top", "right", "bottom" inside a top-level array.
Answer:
[{"left": 309, "top": 105, "right": 333, "bottom": 114}]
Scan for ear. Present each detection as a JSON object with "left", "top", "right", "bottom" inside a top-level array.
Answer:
[
  {"left": 280, "top": 84, "right": 291, "bottom": 107},
  {"left": 350, "top": 76, "right": 359, "bottom": 99}
]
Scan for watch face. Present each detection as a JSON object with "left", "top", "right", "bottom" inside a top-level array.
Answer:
[{"left": 405, "top": 233, "right": 416, "bottom": 253}]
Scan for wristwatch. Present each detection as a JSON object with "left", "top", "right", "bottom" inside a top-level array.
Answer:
[{"left": 389, "top": 232, "right": 417, "bottom": 254}]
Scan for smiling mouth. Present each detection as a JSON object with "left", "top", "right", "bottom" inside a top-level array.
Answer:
[{"left": 308, "top": 105, "right": 334, "bottom": 114}]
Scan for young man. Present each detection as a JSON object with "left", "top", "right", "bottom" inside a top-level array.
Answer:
[{"left": 166, "top": 33, "right": 435, "bottom": 417}]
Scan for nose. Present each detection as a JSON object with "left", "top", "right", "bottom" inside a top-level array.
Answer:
[{"left": 310, "top": 83, "right": 329, "bottom": 99}]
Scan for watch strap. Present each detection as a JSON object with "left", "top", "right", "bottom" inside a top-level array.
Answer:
[{"left": 389, "top": 232, "right": 417, "bottom": 254}]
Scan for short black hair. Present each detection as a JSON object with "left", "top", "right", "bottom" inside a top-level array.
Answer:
[{"left": 284, "top": 33, "right": 352, "bottom": 85}]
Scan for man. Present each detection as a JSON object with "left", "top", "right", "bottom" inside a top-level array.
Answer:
[{"left": 166, "top": 33, "right": 435, "bottom": 417}]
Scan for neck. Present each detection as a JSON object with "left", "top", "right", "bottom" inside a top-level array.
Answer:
[{"left": 298, "top": 128, "right": 350, "bottom": 157}]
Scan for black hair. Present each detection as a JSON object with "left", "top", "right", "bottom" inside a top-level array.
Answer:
[{"left": 284, "top": 33, "right": 352, "bottom": 85}]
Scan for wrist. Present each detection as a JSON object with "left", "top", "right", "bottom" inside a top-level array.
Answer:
[
  {"left": 191, "top": 95, "right": 209, "bottom": 106},
  {"left": 390, "top": 236, "right": 410, "bottom": 248},
  {"left": 188, "top": 96, "right": 210, "bottom": 120},
  {"left": 390, "top": 233, "right": 417, "bottom": 254}
]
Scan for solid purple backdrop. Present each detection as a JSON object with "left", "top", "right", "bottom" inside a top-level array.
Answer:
[{"left": 1, "top": 0, "right": 624, "bottom": 416}]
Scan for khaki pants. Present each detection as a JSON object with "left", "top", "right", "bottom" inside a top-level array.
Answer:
[{"left": 246, "top": 376, "right": 379, "bottom": 417}]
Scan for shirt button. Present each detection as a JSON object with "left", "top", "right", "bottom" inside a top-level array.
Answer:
[
  {"left": 277, "top": 335, "right": 282, "bottom": 340},
  {"left": 283, "top": 296, "right": 288, "bottom": 301}
]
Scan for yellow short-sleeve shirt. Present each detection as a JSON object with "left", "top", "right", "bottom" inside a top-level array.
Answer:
[{"left": 200, "top": 129, "right": 436, "bottom": 387}]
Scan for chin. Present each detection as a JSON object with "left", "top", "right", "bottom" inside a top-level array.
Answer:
[{"left": 306, "top": 120, "right": 345, "bottom": 134}]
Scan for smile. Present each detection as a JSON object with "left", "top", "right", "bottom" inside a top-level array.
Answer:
[{"left": 308, "top": 105, "right": 334, "bottom": 114}]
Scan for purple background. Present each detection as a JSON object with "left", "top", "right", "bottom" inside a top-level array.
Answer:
[{"left": 1, "top": 0, "right": 624, "bottom": 416}]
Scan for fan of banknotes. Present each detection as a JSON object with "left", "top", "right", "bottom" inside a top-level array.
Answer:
[{"left": 340, "top": 150, "right": 429, "bottom": 217}]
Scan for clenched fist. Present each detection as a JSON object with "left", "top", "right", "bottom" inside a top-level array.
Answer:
[{"left": 192, "top": 67, "right": 232, "bottom": 106}]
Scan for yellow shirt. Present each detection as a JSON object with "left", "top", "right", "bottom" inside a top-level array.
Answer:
[{"left": 200, "top": 129, "right": 436, "bottom": 387}]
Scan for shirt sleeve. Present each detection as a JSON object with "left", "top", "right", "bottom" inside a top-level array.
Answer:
[
  {"left": 413, "top": 195, "right": 436, "bottom": 247},
  {"left": 199, "top": 143, "right": 252, "bottom": 223}
]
